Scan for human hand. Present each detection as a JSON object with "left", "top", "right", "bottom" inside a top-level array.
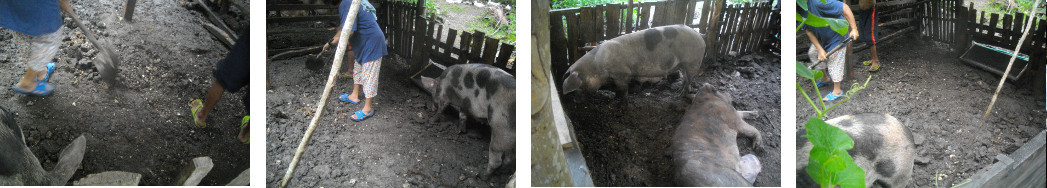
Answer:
[
  {"left": 817, "top": 50, "right": 827, "bottom": 61},
  {"left": 849, "top": 31, "right": 859, "bottom": 41}
]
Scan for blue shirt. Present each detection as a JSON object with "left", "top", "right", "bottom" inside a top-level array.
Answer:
[
  {"left": 0, "top": 0, "right": 63, "bottom": 36},
  {"left": 801, "top": 0, "right": 849, "bottom": 51},
  {"left": 339, "top": 0, "right": 388, "bottom": 64}
]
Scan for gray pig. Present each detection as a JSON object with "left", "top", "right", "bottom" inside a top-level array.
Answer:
[
  {"left": 796, "top": 113, "right": 915, "bottom": 188},
  {"left": 0, "top": 106, "right": 87, "bottom": 186},
  {"left": 421, "top": 63, "right": 515, "bottom": 178},
  {"left": 562, "top": 24, "right": 706, "bottom": 102},
  {"left": 672, "top": 83, "right": 762, "bottom": 186}
]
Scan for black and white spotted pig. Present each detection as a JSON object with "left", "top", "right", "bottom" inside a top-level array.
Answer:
[
  {"left": 421, "top": 63, "right": 515, "bottom": 178},
  {"left": 562, "top": 24, "right": 706, "bottom": 102},
  {"left": 0, "top": 106, "right": 87, "bottom": 186},
  {"left": 796, "top": 113, "right": 915, "bottom": 188},
  {"left": 672, "top": 83, "right": 762, "bottom": 186}
]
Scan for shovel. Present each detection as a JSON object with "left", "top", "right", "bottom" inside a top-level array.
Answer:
[
  {"left": 305, "top": 43, "right": 331, "bottom": 71},
  {"left": 65, "top": 9, "right": 120, "bottom": 83}
]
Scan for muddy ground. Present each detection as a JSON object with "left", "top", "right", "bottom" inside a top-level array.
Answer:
[
  {"left": 795, "top": 35, "right": 1046, "bottom": 187},
  {"left": 265, "top": 54, "right": 515, "bottom": 187},
  {"left": 0, "top": 0, "right": 249, "bottom": 186},
  {"left": 561, "top": 52, "right": 782, "bottom": 186}
]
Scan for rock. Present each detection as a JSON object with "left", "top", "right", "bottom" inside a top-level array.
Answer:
[
  {"left": 73, "top": 171, "right": 142, "bottom": 186},
  {"left": 914, "top": 134, "right": 925, "bottom": 146},
  {"left": 312, "top": 165, "right": 332, "bottom": 178},
  {"left": 915, "top": 156, "right": 931, "bottom": 165}
]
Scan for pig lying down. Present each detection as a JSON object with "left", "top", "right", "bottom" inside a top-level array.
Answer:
[
  {"left": 0, "top": 106, "right": 87, "bottom": 186},
  {"left": 797, "top": 113, "right": 915, "bottom": 188},
  {"left": 421, "top": 64, "right": 515, "bottom": 178},
  {"left": 672, "top": 83, "right": 762, "bottom": 186},
  {"left": 562, "top": 24, "right": 707, "bottom": 103}
]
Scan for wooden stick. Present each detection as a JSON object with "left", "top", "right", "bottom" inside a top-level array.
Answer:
[
  {"left": 279, "top": 0, "right": 363, "bottom": 187},
  {"left": 984, "top": 0, "right": 1040, "bottom": 119}
]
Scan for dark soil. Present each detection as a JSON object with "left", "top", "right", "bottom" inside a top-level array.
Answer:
[
  {"left": 0, "top": 0, "right": 249, "bottom": 186},
  {"left": 795, "top": 35, "right": 1046, "bottom": 187},
  {"left": 561, "top": 52, "right": 782, "bottom": 186},
  {"left": 265, "top": 35, "right": 514, "bottom": 188}
]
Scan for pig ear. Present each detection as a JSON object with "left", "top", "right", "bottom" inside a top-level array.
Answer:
[
  {"left": 49, "top": 135, "right": 87, "bottom": 185},
  {"left": 562, "top": 71, "right": 581, "bottom": 94},
  {"left": 420, "top": 76, "right": 437, "bottom": 89}
]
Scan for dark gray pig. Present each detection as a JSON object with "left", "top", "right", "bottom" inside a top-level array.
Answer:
[
  {"left": 562, "top": 24, "right": 706, "bottom": 102},
  {"left": 0, "top": 107, "right": 87, "bottom": 186},
  {"left": 672, "top": 83, "right": 762, "bottom": 186},
  {"left": 421, "top": 63, "right": 515, "bottom": 178},
  {"left": 796, "top": 113, "right": 915, "bottom": 188}
]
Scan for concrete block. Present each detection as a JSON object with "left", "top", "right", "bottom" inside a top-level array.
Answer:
[
  {"left": 174, "top": 156, "right": 213, "bottom": 186},
  {"left": 226, "top": 168, "right": 250, "bottom": 186},
  {"left": 73, "top": 171, "right": 142, "bottom": 186}
]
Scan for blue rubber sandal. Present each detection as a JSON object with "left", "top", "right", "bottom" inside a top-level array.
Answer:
[
  {"left": 339, "top": 93, "right": 360, "bottom": 104},
  {"left": 822, "top": 92, "right": 842, "bottom": 102},
  {"left": 815, "top": 80, "right": 830, "bottom": 88},
  {"left": 12, "top": 82, "right": 54, "bottom": 96},
  {"left": 351, "top": 110, "right": 373, "bottom": 122},
  {"left": 41, "top": 62, "right": 55, "bottom": 82}
]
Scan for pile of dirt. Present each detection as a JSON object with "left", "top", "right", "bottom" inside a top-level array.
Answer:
[
  {"left": 561, "top": 52, "right": 782, "bottom": 186},
  {"left": 794, "top": 35, "right": 1046, "bottom": 187},
  {"left": 0, "top": 0, "right": 249, "bottom": 185}
]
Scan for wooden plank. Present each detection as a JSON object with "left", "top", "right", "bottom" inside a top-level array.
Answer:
[
  {"left": 471, "top": 32, "right": 486, "bottom": 63},
  {"left": 988, "top": 13, "right": 999, "bottom": 44},
  {"left": 495, "top": 43, "right": 514, "bottom": 69},
  {"left": 458, "top": 31, "right": 471, "bottom": 62},
  {"left": 266, "top": 16, "right": 340, "bottom": 23},
  {"left": 550, "top": 12, "right": 568, "bottom": 65},
  {"left": 1002, "top": 14, "right": 1013, "bottom": 43},
  {"left": 685, "top": 0, "right": 697, "bottom": 27},
  {"left": 579, "top": 7, "right": 595, "bottom": 44},
  {"left": 606, "top": 4, "right": 622, "bottom": 39},
  {"left": 482, "top": 37, "right": 499, "bottom": 64},
  {"left": 566, "top": 12, "right": 581, "bottom": 63},
  {"left": 625, "top": 1, "right": 635, "bottom": 33}
]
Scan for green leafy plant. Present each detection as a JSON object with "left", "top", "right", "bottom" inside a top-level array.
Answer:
[{"left": 796, "top": 0, "right": 873, "bottom": 187}]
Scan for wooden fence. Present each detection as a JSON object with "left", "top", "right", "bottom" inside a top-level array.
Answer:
[
  {"left": 548, "top": 0, "right": 779, "bottom": 83},
  {"left": 378, "top": 1, "right": 516, "bottom": 74},
  {"left": 917, "top": 0, "right": 1047, "bottom": 55}
]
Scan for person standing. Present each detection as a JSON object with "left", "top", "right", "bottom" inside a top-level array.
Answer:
[
  {"left": 332, "top": 0, "right": 388, "bottom": 122},
  {"left": 0, "top": 0, "right": 75, "bottom": 96}
]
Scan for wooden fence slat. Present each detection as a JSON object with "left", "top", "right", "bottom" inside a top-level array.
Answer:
[
  {"left": 471, "top": 32, "right": 486, "bottom": 63},
  {"left": 550, "top": 12, "right": 567, "bottom": 65},
  {"left": 482, "top": 37, "right": 499, "bottom": 64},
  {"left": 606, "top": 4, "right": 622, "bottom": 39},
  {"left": 699, "top": 0, "right": 712, "bottom": 30},
  {"left": 496, "top": 43, "right": 514, "bottom": 69},
  {"left": 566, "top": 12, "right": 581, "bottom": 63},
  {"left": 595, "top": 5, "right": 606, "bottom": 41},
  {"left": 443, "top": 29, "right": 458, "bottom": 63},
  {"left": 579, "top": 7, "right": 595, "bottom": 44},
  {"left": 639, "top": 3, "right": 651, "bottom": 29}
]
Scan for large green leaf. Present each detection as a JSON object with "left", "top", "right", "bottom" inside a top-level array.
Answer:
[
  {"left": 825, "top": 18, "right": 851, "bottom": 38},
  {"left": 797, "top": 61, "right": 815, "bottom": 79},
  {"left": 814, "top": 70, "right": 824, "bottom": 81},
  {"left": 835, "top": 153, "right": 867, "bottom": 188},
  {"left": 798, "top": 0, "right": 809, "bottom": 12},
  {"left": 805, "top": 158, "right": 833, "bottom": 187},
  {"left": 806, "top": 118, "right": 854, "bottom": 151},
  {"left": 803, "top": 12, "right": 829, "bottom": 27}
]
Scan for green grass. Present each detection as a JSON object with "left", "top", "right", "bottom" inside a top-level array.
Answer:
[
  {"left": 466, "top": 13, "right": 517, "bottom": 43},
  {"left": 983, "top": 0, "right": 1045, "bottom": 15},
  {"left": 444, "top": 4, "right": 466, "bottom": 13}
]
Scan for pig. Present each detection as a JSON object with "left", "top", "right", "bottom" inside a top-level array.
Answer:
[
  {"left": 0, "top": 106, "right": 87, "bottom": 186},
  {"left": 562, "top": 24, "right": 707, "bottom": 104},
  {"left": 672, "top": 83, "right": 762, "bottom": 186},
  {"left": 796, "top": 113, "right": 915, "bottom": 188},
  {"left": 421, "top": 63, "right": 515, "bottom": 178}
]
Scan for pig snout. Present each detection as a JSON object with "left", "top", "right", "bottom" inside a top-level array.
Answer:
[{"left": 796, "top": 113, "right": 915, "bottom": 188}]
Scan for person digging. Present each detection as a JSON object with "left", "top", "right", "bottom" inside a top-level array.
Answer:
[
  {"left": 189, "top": 29, "right": 250, "bottom": 144},
  {"left": 331, "top": 0, "right": 388, "bottom": 122},
  {"left": 1, "top": 0, "right": 78, "bottom": 96},
  {"left": 855, "top": 0, "right": 884, "bottom": 72}
]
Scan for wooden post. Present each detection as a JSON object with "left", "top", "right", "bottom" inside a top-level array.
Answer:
[
  {"left": 123, "top": 0, "right": 137, "bottom": 22},
  {"left": 531, "top": 0, "right": 573, "bottom": 185}
]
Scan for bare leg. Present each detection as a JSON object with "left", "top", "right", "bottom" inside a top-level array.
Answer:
[
  {"left": 238, "top": 120, "right": 249, "bottom": 143},
  {"left": 195, "top": 82, "right": 225, "bottom": 126},
  {"left": 350, "top": 84, "right": 375, "bottom": 119},
  {"left": 870, "top": 44, "right": 880, "bottom": 66}
]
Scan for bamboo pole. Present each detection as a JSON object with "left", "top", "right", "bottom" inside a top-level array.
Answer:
[
  {"left": 278, "top": 0, "right": 363, "bottom": 187},
  {"left": 983, "top": 0, "right": 1040, "bottom": 120}
]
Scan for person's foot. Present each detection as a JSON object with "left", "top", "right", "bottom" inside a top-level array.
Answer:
[
  {"left": 868, "top": 64, "right": 881, "bottom": 72},
  {"left": 822, "top": 91, "right": 843, "bottom": 102},
  {"left": 189, "top": 99, "right": 206, "bottom": 128},
  {"left": 350, "top": 108, "right": 374, "bottom": 121},
  {"left": 239, "top": 116, "right": 250, "bottom": 144}
]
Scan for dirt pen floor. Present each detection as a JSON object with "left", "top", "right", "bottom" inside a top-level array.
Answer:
[
  {"left": 0, "top": 0, "right": 249, "bottom": 186},
  {"left": 561, "top": 52, "right": 782, "bottom": 186},
  {"left": 795, "top": 35, "right": 1046, "bottom": 187},
  {"left": 265, "top": 56, "right": 514, "bottom": 186}
]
